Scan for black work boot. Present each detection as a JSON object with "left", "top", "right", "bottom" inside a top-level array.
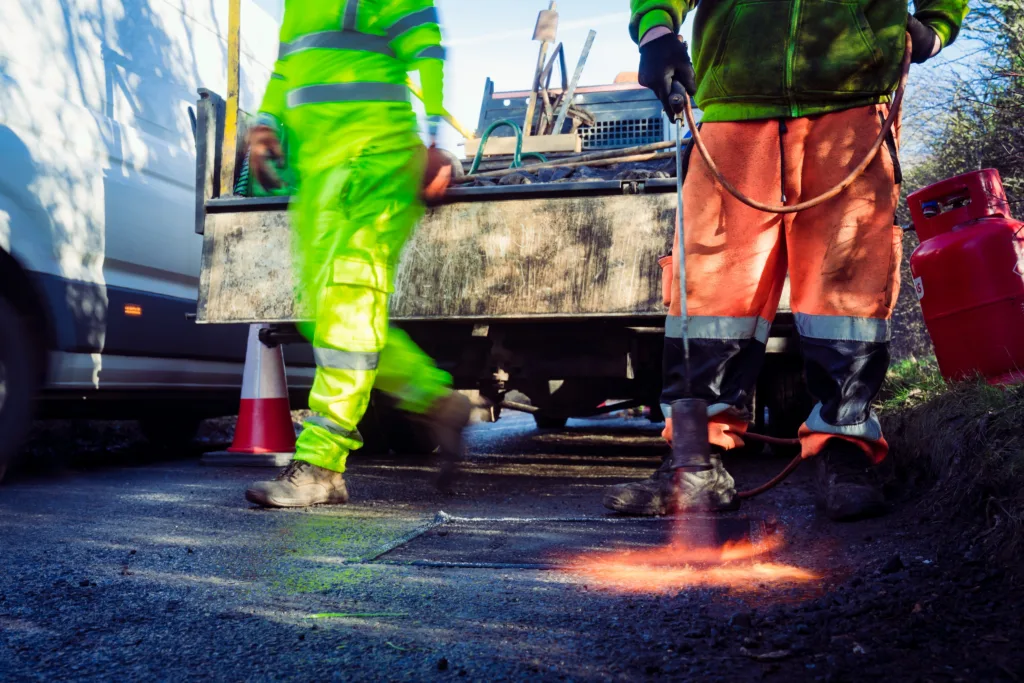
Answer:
[
  {"left": 418, "top": 391, "right": 472, "bottom": 493},
  {"left": 814, "top": 439, "right": 886, "bottom": 522},
  {"left": 603, "top": 448, "right": 739, "bottom": 515},
  {"left": 245, "top": 460, "right": 349, "bottom": 508}
]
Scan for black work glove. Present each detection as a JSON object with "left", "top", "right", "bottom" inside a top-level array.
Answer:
[
  {"left": 638, "top": 33, "right": 697, "bottom": 118},
  {"left": 907, "top": 13, "right": 940, "bottom": 64}
]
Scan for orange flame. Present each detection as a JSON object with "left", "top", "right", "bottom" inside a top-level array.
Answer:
[{"left": 561, "top": 522, "right": 818, "bottom": 594}]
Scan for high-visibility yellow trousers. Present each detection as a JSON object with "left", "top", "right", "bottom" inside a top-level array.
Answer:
[{"left": 290, "top": 145, "right": 451, "bottom": 473}]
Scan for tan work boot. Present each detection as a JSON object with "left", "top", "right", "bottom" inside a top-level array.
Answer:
[
  {"left": 814, "top": 439, "right": 886, "bottom": 522},
  {"left": 603, "top": 449, "right": 739, "bottom": 515},
  {"left": 418, "top": 391, "right": 473, "bottom": 492},
  {"left": 245, "top": 460, "right": 349, "bottom": 508}
]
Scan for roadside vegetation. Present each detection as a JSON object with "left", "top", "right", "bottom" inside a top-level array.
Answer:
[
  {"left": 901, "top": 0, "right": 1024, "bottom": 197},
  {"left": 875, "top": 1, "right": 1024, "bottom": 552},
  {"left": 878, "top": 359, "right": 1024, "bottom": 553}
]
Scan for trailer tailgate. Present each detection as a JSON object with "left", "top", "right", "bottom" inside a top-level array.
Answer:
[{"left": 197, "top": 182, "right": 679, "bottom": 324}]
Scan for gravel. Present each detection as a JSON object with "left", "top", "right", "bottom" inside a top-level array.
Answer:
[{"left": 1, "top": 413, "right": 1022, "bottom": 681}]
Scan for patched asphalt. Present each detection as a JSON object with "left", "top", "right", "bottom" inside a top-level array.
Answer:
[{"left": 2, "top": 413, "right": 1021, "bottom": 681}]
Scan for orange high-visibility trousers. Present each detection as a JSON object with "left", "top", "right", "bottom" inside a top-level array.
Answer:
[{"left": 663, "top": 104, "right": 902, "bottom": 463}]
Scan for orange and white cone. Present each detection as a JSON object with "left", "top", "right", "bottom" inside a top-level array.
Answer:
[{"left": 202, "top": 324, "right": 296, "bottom": 467}]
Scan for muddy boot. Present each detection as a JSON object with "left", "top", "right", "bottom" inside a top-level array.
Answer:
[
  {"left": 418, "top": 391, "right": 472, "bottom": 493},
  {"left": 814, "top": 439, "right": 887, "bottom": 522},
  {"left": 603, "top": 449, "right": 739, "bottom": 515},
  {"left": 245, "top": 460, "right": 349, "bottom": 508}
]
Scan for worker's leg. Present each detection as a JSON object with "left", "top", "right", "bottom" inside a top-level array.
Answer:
[
  {"left": 662, "top": 120, "right": 789, "bottom": 450},
  {"left": 787, "top": 104, "right": 901, "bottom": 463},
  {"left": 373, "top": 326, "right": 470, "bottom": 491},
  {"left": 786, "top": 105, "right": 901, "bottom": 520},
  {"left": 297, "top": 147, "right": 434, "bottom": 471},
  {"left": 604, "top": 120, "right": 788, "bottom": 515},
  {"left": 247, "top": 147, "right": 449, "bottom": 507},
  {"left": 373, "top": 327, "right": 451, "bottom": 415}
]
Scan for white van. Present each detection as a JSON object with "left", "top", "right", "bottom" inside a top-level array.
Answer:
[{"left": 0, "top": 0, "right": 307, "bottom": 467}]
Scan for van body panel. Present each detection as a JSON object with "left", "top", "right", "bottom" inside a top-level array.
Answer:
[{"left": 0, "top": 0, "right": 307, "bottom": 404}]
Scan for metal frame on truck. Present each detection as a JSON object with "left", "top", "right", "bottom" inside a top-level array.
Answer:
[
  {"left": 192, "top": 93, "right": 806, "bottom": 438},
  {"left": 186, "top": 0, "right": 809, "bottom": 444}
]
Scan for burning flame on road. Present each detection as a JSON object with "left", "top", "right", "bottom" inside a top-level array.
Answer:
[{"left": 562, "top": 525, "right": 819, "bottom": 594}]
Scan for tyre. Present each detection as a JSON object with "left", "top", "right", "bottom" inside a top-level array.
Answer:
[
  {"left": 520, "top": 379, "right": 608, "bottom": 430},
  {"left": 0, "top": 296, "right": 40, "bottom": 482},
  {"left": 532, "top": 412, "right": 568, "bottom": 430}
]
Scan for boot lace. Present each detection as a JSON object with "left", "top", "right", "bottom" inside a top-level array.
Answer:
[{"left": 274, "top": 460, "right": 311, "bottom": 483}]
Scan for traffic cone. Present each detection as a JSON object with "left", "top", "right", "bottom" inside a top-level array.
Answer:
[{"left": 202, "top": 324, "right": 296, "bottom": 467}]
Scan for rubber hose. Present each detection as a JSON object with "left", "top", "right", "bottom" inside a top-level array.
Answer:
[{"left": 468, "top": 119, "right": 547, "bottom": 175}]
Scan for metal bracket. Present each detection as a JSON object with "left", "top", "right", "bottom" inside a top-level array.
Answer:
[
  {"left": 194, "top": 88, "right": 226, "bottom": 235},
  {"left": 258, "top": 324, "right": 305, "bottom": 348},
  {"left": 620, "top": 180, "right": 646, "bottom": 195}
]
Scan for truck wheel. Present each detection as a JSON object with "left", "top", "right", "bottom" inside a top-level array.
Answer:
[
  {"left": 755, "top": 356, "right": 813, "bottom": 440},
  {"left": 533, "top": 412, "right": 568, "bottom": 430},
  {"left": 521, "top": 380, "right": 606, "bottom": 431},
  {"left": 0, "top": 296, "right": 40, "bottom": 482}
]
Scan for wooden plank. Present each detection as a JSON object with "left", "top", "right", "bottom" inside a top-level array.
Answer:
[
  {"left": 523, "top": 3, "right": 558, "bottom": 138},
  {"left": 463, "top": 134, "right": 581, "bottom": 159}
]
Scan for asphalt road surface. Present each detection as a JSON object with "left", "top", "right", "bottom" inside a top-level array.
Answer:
[{"left": 2, "top": 414, "right": 1022, "bottom": 681}]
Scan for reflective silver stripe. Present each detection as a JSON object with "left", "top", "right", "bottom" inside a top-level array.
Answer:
[
  {"left": 278, "top": 31, "right": 394, "bottom": 59},
  {"left": 287, "top": 82, "right": 408, "bottom": 108},
  {"left": 342, "top": 0, "right": 359, "bottom": 31},
  {"left": 388, "top": 7, "right": 439, "bottom": 38},
  {"left": 305, "top": 415, "right": 361, "bottom": 441},
  {"left": 707, "top": 403, "right": 739, "bottom": 419},
  {"left": 414, "top": 45, "right": 446, "bottom": 60},
  {"left": 313, "top": 348, "right": 380, "bottom": 371},
  {"left": 804, "top": 403, "right": 883, "bottom": 442},
  {"left": 666, "top": 315, "right": 771, "bottom": 344},
  {"left": 794, "top": 313, "right": 891, "bottom": 343}
]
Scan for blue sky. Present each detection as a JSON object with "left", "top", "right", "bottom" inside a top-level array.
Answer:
[
  {"left": 251, "top": 1, "right": 980, "bottom": 155},
  {"left": 436, "top": 1, "right": 678, "bottom": 140},
  {"left": 249, "top": 1, "right": 685, "bottom": 151}
]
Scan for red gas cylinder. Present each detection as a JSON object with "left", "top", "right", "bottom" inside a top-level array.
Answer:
[{"left": 908, "top": 169, "right": 1024, "bottom": 383}]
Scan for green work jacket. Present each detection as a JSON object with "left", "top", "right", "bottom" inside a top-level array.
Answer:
[
  {"left": 258, "top": 0, "right": 445, "bottom": 172},
  {"left": 629, "top": 0, "right": 969, "bottom": 121}
]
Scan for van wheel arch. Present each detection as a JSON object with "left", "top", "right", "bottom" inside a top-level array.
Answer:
[{"left": 0, "top": 249, "right": 54, "bottom": 384}]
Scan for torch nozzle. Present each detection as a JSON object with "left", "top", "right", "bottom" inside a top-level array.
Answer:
[{"left": 670, "top": 399, "right": 712, "bottom": 471}]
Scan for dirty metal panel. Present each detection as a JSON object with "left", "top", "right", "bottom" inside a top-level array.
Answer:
[
  {"left": 372, "top": 516, "right": 763, "bottom": 569},
  {"left": 197, "top": 193, "right": 676, "bottom": 324},
  {"left": 198, "top": 209, "right": 302, "bottom": 323},
  {"left": 392, "top": 194, "right": 675, "bottom": 319}
]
